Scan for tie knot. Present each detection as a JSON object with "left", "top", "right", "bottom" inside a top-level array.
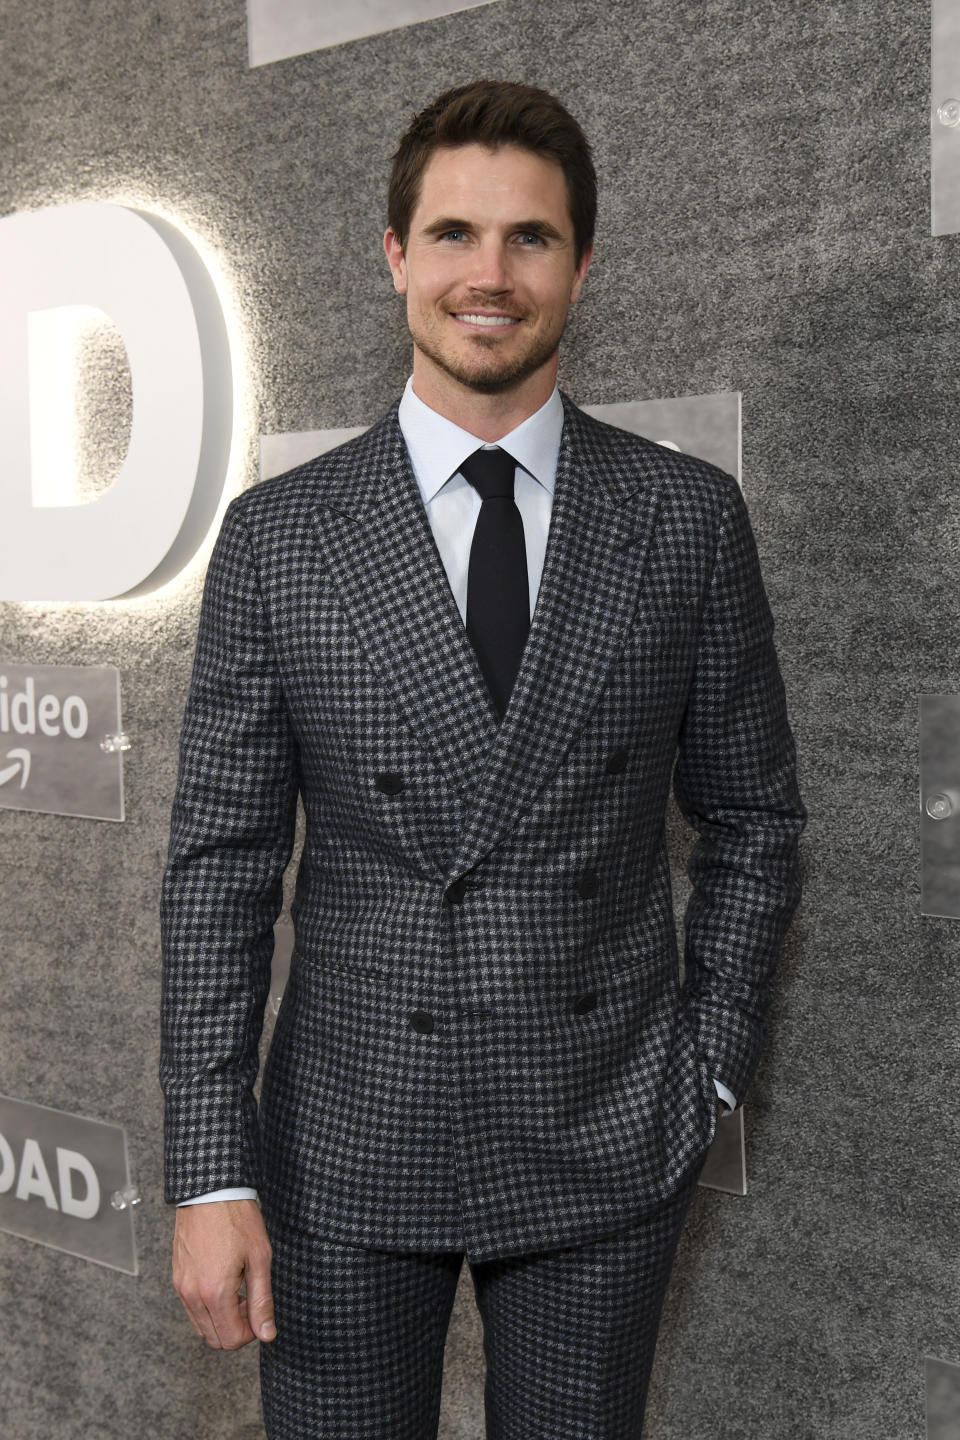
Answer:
[{"left": 460, "top": 447, "right": 517, "bottom": 500}]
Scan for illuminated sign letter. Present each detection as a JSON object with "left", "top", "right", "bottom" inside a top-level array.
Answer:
[{"left": 0, "top": 202, "right": 232, "bottom": 599}]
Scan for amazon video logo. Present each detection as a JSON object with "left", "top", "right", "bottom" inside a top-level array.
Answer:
[{"left": 0, "top": 664, "right": 124, "bottom": 822}]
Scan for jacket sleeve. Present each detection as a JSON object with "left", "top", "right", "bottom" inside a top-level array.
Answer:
[
  {"left": 159, "top": 498, "right": 300, "bottom": 1203},
  {"left": 672, "top": 476, "right": 805, "bottom": 1103}
]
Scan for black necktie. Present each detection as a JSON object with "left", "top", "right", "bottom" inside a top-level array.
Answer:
[{"left": 460, "top": 446, "right": 530, "bottom": 718}]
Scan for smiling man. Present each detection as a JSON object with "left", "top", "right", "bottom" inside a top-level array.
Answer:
[
  {"left": 383, "top": 141, "right": 591, "bottom": 425},
  {"left": 161, "top": 80, "right": 804, "bottom": 1439}
]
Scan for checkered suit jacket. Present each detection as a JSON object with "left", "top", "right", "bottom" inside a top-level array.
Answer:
[{"left": 160, "top": 395, "right": 804, "bottom": 1262}]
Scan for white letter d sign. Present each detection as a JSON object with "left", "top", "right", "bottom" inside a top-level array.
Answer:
[{"left": 0, "top": 202, "right": 233, "bottom": 599}]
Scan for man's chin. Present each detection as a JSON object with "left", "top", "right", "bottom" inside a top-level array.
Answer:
[
  {"left": 440, "top": 349, "right": 557, "bottom": 396},
  {"left": 455, "top": 367, "right": 528, "bottom": 395}
]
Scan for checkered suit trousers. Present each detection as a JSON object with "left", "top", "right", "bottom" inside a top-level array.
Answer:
[{"left": 259, "top": 1174, "right": 698, "bottom": 1439}]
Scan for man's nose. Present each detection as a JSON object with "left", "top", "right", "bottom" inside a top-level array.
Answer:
[{"left": 466, "top": 239, "right": 511, "bottom": 292}]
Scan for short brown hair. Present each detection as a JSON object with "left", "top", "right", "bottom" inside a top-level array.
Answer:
[{"left": 388, "top": 80, "right": 596, "bottom": 264}]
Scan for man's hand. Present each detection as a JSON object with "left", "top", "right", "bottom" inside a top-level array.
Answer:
[{"left": 172, "top": 1198, "right": 276, "bottom": 1349}]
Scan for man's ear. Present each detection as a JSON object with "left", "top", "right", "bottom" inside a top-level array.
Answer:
[
  {"left": 383, "top": 228, "right": 407, "bottom": 295},
  {"left": 569, "top": 242, "right": 594, "bottom": 303}
]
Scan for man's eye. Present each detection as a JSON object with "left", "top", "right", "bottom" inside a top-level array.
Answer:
[
  {"left": 517, "top": 232, "right": 545, "bottom": 245},
  {"left": 440, "top": 229, "right": 467, "bottom": 242}
]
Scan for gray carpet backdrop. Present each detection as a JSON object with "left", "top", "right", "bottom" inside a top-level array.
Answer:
[{"left": 0, "top": 1, "right": 957, "bottom": 1436}]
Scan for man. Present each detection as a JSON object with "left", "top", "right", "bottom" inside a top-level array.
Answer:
[{"left": 161, "top": 80, "right": 804, "bottom": 1438}]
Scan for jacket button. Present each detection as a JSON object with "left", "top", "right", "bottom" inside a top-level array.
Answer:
[
  {"left": 445, "top": 878, "right": 467, "bottom": 905},
  {"left": 374, "top": 771, "right": 405, "bottom": 795},
  {"left": 576, "top": 869, "right": 600, "bottom": 899},
  {"left": 573, "top": 992, "right": 598, "bottom": 1015},
  {"left": 409, "top": 1010, "right": 434, "bottom": 1034},
  {"left": 605, "top": 748, "right": 629, "bottom": 775}
]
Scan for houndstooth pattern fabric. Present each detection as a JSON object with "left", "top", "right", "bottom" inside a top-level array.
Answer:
[
  {"left": 259, "top": 1176, "right": 697, "bottom": 1439},
  {"left": 160, "top": 395, "right": 804, "bottom": 1261}
]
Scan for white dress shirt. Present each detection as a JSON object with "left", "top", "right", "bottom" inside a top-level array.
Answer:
[
  {"left": 180, "top": 381, "right": 733, "bottom": 1208},
  {"left": 397, "top": 375, "right": 562, "bottom": 623}
]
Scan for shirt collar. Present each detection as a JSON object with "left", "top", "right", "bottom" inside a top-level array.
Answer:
[{"left": 397, "top": 376, "right": 564, "bottom": 505}]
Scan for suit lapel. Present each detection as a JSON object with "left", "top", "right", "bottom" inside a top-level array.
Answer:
[
  {"left": 310, "top": 400, "right": 664, "bottom": 877},
  {"left": 310, "top": 409, "right": 499, "bottom": 803},
  {"left": 448, "top": 398, "right": 664, "bottom": 879}
]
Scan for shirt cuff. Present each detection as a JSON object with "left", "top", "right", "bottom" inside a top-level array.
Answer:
[
  {"left": 712, "top": 1079, "right": 737, "bottom": 1113},
  {"left": 177, "top": 1187, "right": 259, "bottom": 1206}
]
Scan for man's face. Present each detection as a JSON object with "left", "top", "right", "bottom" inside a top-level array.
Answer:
[{"left": 384, "top": 143, "right": 592, "bottom": 401}]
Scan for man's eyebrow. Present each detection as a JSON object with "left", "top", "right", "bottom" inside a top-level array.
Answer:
[
  {"left": 419, "top": 217, "right": 568, "bottom": 241},
  {"left": 421, "top": 217, "right": 473, "bottom": 236},
  {"left": 511, "top": 219, "right": 567, "bottom": 241}
]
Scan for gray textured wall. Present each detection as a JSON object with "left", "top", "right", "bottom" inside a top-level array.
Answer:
[{"left": 1, "top": 1, "right": 957, "bottom": 1436}]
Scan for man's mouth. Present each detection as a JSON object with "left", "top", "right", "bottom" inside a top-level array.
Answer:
[{"left": 453, "top": 313, "right": 520, "bottom": 328}]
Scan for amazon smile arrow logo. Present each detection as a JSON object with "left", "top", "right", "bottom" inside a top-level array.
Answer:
[
  {"left": 0, "top": 747, "right": 31, "bottom": 789},
  {"left": 0, "top": 665, "right": 124, "bottom": 821}
]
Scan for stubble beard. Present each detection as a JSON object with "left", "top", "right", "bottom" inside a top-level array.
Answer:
[{"left": 412, "top": 310, "right": 568, "bottom": 396}]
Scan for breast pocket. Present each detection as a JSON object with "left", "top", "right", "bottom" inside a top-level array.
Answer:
[
  {"left": 627, "top": 596, "right": 700, "bottom": 646},
  {"left": 590, "top": 601, "right": 701, "bottom": 758},
  {"left": 620, "top": 598, "right": 700, "bottom": 689}
]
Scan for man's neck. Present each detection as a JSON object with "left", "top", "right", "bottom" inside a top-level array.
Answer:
[{"left": 410, "top": 357, "right": 559, "bottom": 442}]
